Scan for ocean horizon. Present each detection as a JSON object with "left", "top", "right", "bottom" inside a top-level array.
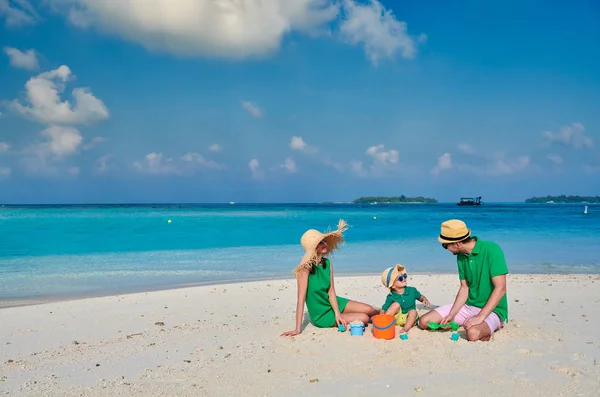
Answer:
[
  {"left": 1, "top": 202, "right": 598, "bottom": 306},
  {"left": 2, "top": 200, "right": 594, "bottom": 205}
]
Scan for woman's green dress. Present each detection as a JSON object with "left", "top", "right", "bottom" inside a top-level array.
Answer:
[{"left": 305, "top": 258, "right": 349, "bottom": 327}]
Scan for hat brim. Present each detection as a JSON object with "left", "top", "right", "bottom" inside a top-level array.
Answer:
[
  {"left": 438, "top": 229, "right": 471, "bottom": 244},
  {"left": 383, "top": 264, "right": 406, "bottom": 288},
  {"left": 297, "top": 220, "right": 348, "bottom": 269},
  {"left": 298, "top": 232, "right": 326, "bottom": 267}
]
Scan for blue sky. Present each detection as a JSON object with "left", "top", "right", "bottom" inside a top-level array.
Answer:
[{"left": 0, "top": 0, "right": 599, "bottom": 204}]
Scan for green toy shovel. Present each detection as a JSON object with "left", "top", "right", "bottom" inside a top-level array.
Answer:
[{"left": 428, "top": 321, "right": 460, "bottom": 331}]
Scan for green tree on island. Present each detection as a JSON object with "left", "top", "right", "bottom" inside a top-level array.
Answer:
[{"left": 525, "top": 195, "right": 600, "bottom": 203}]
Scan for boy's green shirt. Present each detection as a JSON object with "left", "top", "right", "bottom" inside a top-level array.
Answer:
[{"left": 382, "top": 286, "right": 422, "bottom": 314}]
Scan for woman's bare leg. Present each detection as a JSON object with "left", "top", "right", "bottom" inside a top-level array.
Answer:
[
  {"left": 339, "top": 312, "right": 370, "bottom": 324},
  {"left": 340, "top": 300, "right": 379, "bottom": 324},
  {"left": 343, "top": 300, "right": 379, "bottom": 316}
]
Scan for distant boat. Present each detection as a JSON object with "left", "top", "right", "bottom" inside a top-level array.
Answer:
[
  {"left": 584, "top": 205, "right": 588, "bottom": 214},
  {"left": 229, "top": 201, "right": 235, "bottom": 205},
  {"left": 457, "top": 196, "right": 482, "bottom": 206}
]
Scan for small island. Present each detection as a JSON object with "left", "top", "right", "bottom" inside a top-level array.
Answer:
[
  {"left": 525, "top": 195, "right": 600, "bottom": 204},
  {"left": 353, "top": 195, "right": 438, "bottom": 204}
]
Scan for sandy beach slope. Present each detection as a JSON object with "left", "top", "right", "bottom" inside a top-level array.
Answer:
[{"left": 1, "top": 274, "right": 599, "bottom": 396}]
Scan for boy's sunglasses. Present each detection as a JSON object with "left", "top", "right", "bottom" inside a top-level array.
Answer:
[{"left": 398, "top": 273, "right": 408, "bottom": 282}]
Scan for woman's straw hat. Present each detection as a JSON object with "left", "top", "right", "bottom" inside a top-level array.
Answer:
[
  {"left": 381, "top": 264, "right": 406, "bottom": 288},
  {"left": 295, "top": 219, "right": 348, "bottom": 275},
  {"left": 438, "top": 219, "right": 471, "bottom": 244}
]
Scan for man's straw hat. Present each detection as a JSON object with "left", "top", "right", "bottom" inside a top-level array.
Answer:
[
  {"left": 381, "top": 264, "right": 406, "bottom": 288},
  {"left": 438, "top": 219, "right": 471, "bottom": 244},
  {"left": 295, "top": 219, "right": 348, "bottom": 275}
]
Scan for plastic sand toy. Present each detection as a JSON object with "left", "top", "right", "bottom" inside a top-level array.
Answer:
[
  {"left": 349, "top": 323, "right": 364, "bottom": 336},
  {"left": 338, "top": 323, "right": 346, "bottom": 332},
  {"left": 428, "top": 321, "right": 460, "bottom": 331}
]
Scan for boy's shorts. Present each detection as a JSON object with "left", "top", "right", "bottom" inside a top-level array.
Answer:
[
  {"left": 394, "top": 310, "right": 418, "bottom": 326},
  {"left": 433, "top": 304, "right": 504, "bottom": 333}
]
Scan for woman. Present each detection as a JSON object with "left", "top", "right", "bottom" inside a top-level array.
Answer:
[{"left": 281, "top": 219, "right": 379, "bottom": 337}]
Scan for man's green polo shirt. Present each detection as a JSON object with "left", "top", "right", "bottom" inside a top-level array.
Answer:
[{"left": 457, "top": 237, "right": 509, "bottom": 322}]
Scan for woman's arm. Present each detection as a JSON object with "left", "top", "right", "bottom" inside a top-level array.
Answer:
[
  {"left": 281, "top": 269, "right": 309, "bottom": 336},
  {"left": 327, "top": 260, "right": 344, "bottom": 325}
]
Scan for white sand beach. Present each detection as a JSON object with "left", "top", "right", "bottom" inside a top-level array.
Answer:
[{"left": 1, "top": 273, "right": 599, "bottom": 396}]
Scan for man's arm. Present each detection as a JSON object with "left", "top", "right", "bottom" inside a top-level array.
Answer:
[
  {"left": 475, "top": 274, "right": 506, "bottom": 321},
  {"left": 440, "top": 279, "right": 469, "bottom": 324}
]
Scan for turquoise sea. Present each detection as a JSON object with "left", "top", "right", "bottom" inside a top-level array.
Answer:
[{"left": 1, "top": 203, "right": 598, "bottom": 305}]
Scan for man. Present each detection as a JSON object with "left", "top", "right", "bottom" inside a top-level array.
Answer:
[{"left": 418, "top": 219, "right": 508, "bottom": 342}]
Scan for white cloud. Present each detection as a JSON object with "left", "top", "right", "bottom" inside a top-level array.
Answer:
[
  {"left": 543, "top": 122, "right": 593, "bottom": 149},
  {"left": 181, "top": 152, "right": 225, "bottom": 169},
  {"left": 39, "top": 125, "right": 83, "bottom": 157},
  {"left": 583, "top": 165, "right": 600, "bottom": 174},
  {"left": 458, "top": 143, "right": 476, "bottom": 155},
  {"left": 339, "top": 0, "right": 422, "bottom": 65},
  {"left": 68, "top": 166, "right": 79, "bottom": 175},
  {"left": 349, "top": 160, "right": 368, "bottom": 178},
  {"left": 0, "top": 142, "right": 9, "bottom": 152},
  {"left": 290, "top": 136, "right": 318, "bottom": 154},
  {"left": 7, "top": 65, "right": 109, "bottom": 176},
  {"left": 366, "top": 144, "right": 398, "bottom": 165},
  {"left": 431, "top": 153, "right": 452, "bottom": 176},
  {"left": 49, "top": 1, "right": 425, "bottom": 65},
  {"left": 82, "top": 136, "right": 107, "bottom": 150},
  {"left": 348, "top": 144, "right": 399, "bottom": 178},
  {"left": 546, "top": 154, "right": 564, "bottom": 164},
  {"left": 3, "top": 46, "right": 39, "bottom": 70},
  {"left": 323, "top": 157, "right": 345, "bottom": 172},
  {"left": 9, "top": 65, "right": 109, "bottom": 125},
  {"left": 133, "top": 152, "right": 179, "bottom": 175},
  {"left": 456, "top": 153, "right": 530, "bottom": 176},
  {"left": 241, "top": 100, "right": 263, "bottom": 118},
  {"left": 0, "top": 166, "right": 10, "bottom": 176},
  {"left": 489, "top": 153, "right": 530, "bottom": 175},
  {"left": 290, "top": 136, "right": 307, "bottom": 150},
  {"left": 134, "top": 151, "right": 225, "bottom": 175},
  {"left": 0, "top": 0, "right": 39, "bottom": 28},
  {"left": 280, "top": 157, "right": 297, "bottom": 173},
  {"left": 249, "top": 158, "right": 264, "bottom": 179},
  {"left": 209, "top": 143, "right": 221, "bottom": 153},
  {"left": 49, "top": 0, "right": 339, "bottom": 59},
  {"left": 96, "top": 154, "right": 111, "bottom": 173}
]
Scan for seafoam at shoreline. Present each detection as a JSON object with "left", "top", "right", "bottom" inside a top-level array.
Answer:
[{"left": 1, "top": 269, "right": 598, "bottom": 309}]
